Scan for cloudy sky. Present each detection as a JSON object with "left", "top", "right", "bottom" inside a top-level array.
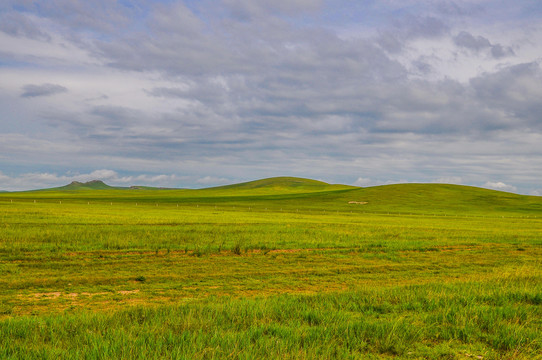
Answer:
[{"left": 1, "top": 0, "right": 542, "bottom": 194}]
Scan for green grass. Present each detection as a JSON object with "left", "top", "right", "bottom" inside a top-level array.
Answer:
[
  {"left": 2, "top": 279, "right": 541, "bottom": 359},
  {"left": 0, "top": 178, "right": 541, "bottom": 359}
]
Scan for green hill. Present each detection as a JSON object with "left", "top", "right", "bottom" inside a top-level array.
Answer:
[
  {"left": 4, "top": 177, "right": 542, "bottom": 217},
  {"left": 192, "top": 181, "right": 542, "bottom": 216},
  {"left": 54, "top": 180, "right": 118, "bottom": 191},
  {"left": 35, "top": 177, "right": 346, "bottom": 194},
  {"left": 311, "top": 183, "right": 542, "bottom": 216},
  {"left": 205, "top": 176, "right": 355, "bottom": 194},
  {"left": 213, "top": 177, "right": 329, "bottom": 189}
]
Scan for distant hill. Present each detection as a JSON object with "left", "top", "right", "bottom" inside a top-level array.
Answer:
[
  {"left": 44, "top": 180, "right": 175, "bottom": 191},
  {"left": 9, "top": 176, "right": 353, "bottom": 196},
  {"left": 219, "top": 177, "right": 328, "bottom": 189},
  {"left": 326, "top": 183, "right": 542, "bottom": 215},
  {"left": 206, "top": 176, "right": 355, "bottom": 193},
  {"left": 129, "top": 186, "right": 178, "bottom": 190},
  {"left": 54, "top": 180, "right": 119, "bottom": 191},
  {"left": 2, "top": 177, "right": 541, "bottom": 216},
  {"left": 5, "top": 177, "right": 351, "bottom": 193}
]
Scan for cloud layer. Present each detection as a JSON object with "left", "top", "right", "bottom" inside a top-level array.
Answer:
[
  {"left": 21, "top": 83, "right": 68, "bottom": 98},
  {"left": 1, "top": 0, "right": 542, "bottom": 194}
]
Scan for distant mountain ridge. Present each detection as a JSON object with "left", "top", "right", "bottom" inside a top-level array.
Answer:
[
  {"left": 9, "top": 177, "right": 541, "bottom": 205},
  {"left": 55, "top": 180, "right": 118, "bottom": 191},
  {"left": 36, "top": 176, "right": 351, "bottom": 193},
  {"left": 2, "top": 177, "right": 541, "bottom": 215}
]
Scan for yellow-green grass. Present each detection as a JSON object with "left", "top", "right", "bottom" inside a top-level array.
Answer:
[
  {"left": 0, "top": 180, "right": 541, "bottom": 359},
  {"left": 6, "top": 179, "right": 542, "bottom": 216}
]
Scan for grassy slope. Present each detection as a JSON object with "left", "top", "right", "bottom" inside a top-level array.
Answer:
[
  {"left": 0, "top": 178, "right": 541, "bottom": 359},
  {"left": 4, "top": 178, "right": 542, "bottom": 216},
  {"left": 330, "top": 183, "right": 542, "bottom": 215},
  {"left": 206, "top": 176, "right": 354, "bottom": 193},
  {"left": 209, "top": 176, "right": 331, "bottom": 189}
]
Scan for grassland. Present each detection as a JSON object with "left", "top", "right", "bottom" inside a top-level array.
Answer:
[{"left": 0, "top": 178, "right": 541, "bottom": 359}]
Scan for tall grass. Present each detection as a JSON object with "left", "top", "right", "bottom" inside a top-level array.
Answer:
[{"left": 1, "top": 278, "right": 540, "bottom": 359}]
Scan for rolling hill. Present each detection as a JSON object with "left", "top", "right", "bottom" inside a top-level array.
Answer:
[
  {"left": 3, "top": 177, "right": 541, "bottom": 216},
  {"left": 317, "top": 183, "right": 542, "bottom": 215},
  {"left": 203, "top": 176, "right": 355, "bottom": 194},
  {"left": 53, "top": 180, "right": 119, "bottom": 191}
]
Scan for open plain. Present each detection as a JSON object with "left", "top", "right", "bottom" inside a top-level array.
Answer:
[{"left": 0, "top": 178, "right": 541, "bottom": 359}]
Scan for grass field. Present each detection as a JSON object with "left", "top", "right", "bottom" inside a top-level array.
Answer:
[{"left": 0, "top": 178, "right": 541, "bottom": 359}]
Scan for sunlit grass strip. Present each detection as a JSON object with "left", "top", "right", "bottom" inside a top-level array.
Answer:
[{"left": 1, "top": 279, "right": 540, "bottom": 359}]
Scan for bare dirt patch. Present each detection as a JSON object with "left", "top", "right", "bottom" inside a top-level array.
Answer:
[
  {"left": 32, "top": 292, "right": 61, "bottom": 298},
  {"left": 118, "top": 289, "right": 140, "bottom": 295}
]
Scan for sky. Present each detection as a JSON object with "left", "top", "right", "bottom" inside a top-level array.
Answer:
[{"left": 1, "top": 0, "right": 542, "bottom": 194}]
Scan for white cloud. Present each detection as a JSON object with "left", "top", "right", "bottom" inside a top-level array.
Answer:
[
  {"left": 435, "top": 176, "right": 463, "bottom": 184},
  {"left": 483, "top": 181, "right": 518, "bottom": 193},
  {"left": 353, "top": 177, "right": 373, "bottom": 187},
  {"left": 0, "top": 170, "right": 184, "bottom": 191},
  {"left": 0, "top": 30, "right": 98, "bottom": 67},
  {"left": 196, "top": 176, "right": 230, "bottom": 186}
]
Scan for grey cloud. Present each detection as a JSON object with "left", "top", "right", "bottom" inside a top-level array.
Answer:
[
  {"left": 435, "top": 1, "right": 468, "bottom": 16},
  {"left": 97, "top": 32, "right": 229, "bottom": 77},
  {"left": 128, "top": 22, "right": 534, "bottom": 141},
  {"left": 378, "top": 16, "right": 449, "bottom": 53},
  {"left": 411, "top": 59, "right": 433, "bottom": 75},
  {"left": 453, "top": 31, "right": 491, "bottom": 51},
  {"left": 147, "top": 81, "right": 229, "bottom": 104},
  {"left": 99, "top": 11, "right": 406, "bottom": 104},
  {"left": 146, "top": 87, "right": 188, "bottom": 98},
  {"left": 376, "top": 32, "right": 403, "bottom": 53},
  {"left": 101, "top": 2, "right": 399, "bottom": 78},
  {"left": 453, "top": 31, "right": 515, "bottom": 58},
  {"left": 149, "top": 2, "right": 205, "bottom": 35},
  {"left": 223, "top": 0, "right": 323, "bottom": 21},
  {"left": 433, "top": 1, "right": 487, "bottom": 18},
  {"left": 41, "top": 105, "right": 145, "bottom": 138},
  {"left": 21, "top": 83, "right": 67, "bottom": 98},
  {"left": 397, "top": 16, "right": 449, "bottom": 39},
  {"left": 470, "top": 62, "right": 542, "bottom": 129},
  {"left": 0, "top": 12, "right": 51, "bottom": 41},
  {"left": 490, "top": 44, "right": 515, "bottom": 59},
  {"left": 12, "top": 0, "right": 134, "bottom": 34},
  {"left": 90, "top": 105, "right": 140, "bottom": 121}
]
